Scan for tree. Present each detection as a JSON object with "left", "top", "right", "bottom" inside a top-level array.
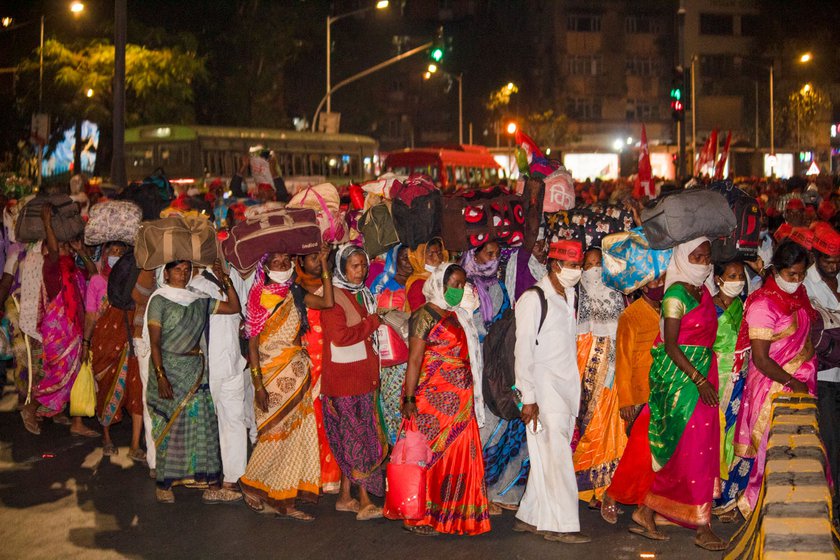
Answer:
[
  {"left": 16, "top": 38, "right": 206, "bottom": 176},
  {"left": 777, "top": 84, "right": 831, "bottom": 150},
  {"left": 524, "top": 110, "right": 577, "bottom": 152}
]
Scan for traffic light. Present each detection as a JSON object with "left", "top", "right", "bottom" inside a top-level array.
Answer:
[
  {"left": 430, "top": 47, "right": 444, "bottom": 62},
  {"left": 429, "top": 26, "right": 445, "bottom": 64},
  {"left": 670, "top": 67, "right": 685, "bottom": 122}
]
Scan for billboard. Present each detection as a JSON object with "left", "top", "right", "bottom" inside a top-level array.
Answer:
[{"left": 41, "top": 120, "right": 100, "bottom": 178}]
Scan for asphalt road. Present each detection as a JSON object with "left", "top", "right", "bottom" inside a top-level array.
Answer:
[{"left": 0, "top": 395, "right": 736, "bottom": 560}]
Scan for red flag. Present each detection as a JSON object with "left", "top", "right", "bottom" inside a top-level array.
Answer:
[
  {"left": 694, "top": 135, "right": 711, "bottom": 176},
  {"left": 696, "top": 128, "right": 718, "bottom": 177},
  {"left": 514, "top": 129, "right": 543, "bottom": 162},
  {"left": 634, "top": 124, "right": 654, "bottom": 198},
  {"left": 714, "top": 131, "right": 731, "bottom": 179}
]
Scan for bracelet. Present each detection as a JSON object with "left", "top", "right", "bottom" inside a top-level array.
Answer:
[
  {"left": 222, "top": 277, "right": 233, "bottom": 289},
  {"left": 783, "top": 377, "right": 795, "bottom": 388},
  {"left": 321, "top": 272, "right": 331, "bottom": 280},
  {"left": 402, "top": 395, "right": 416, "bottom": 404},
  {"left": 250, "top": 367, "right": 261, "bottom": 378}
]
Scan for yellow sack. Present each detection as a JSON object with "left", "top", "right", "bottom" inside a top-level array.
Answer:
[{"left": 69, "top": 357, "right": 96, "bottom": 417}]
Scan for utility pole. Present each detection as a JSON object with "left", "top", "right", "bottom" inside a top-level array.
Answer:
[
  {"left": 677, "top": 2, "right": 686, "bottom": 179},
  {"left": 111, "top": 0, "right": 126, "bottom": 188}
]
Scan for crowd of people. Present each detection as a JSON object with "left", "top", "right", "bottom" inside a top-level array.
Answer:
[{"left": 4, "top": 164, "right": 840, "bottom": 552}]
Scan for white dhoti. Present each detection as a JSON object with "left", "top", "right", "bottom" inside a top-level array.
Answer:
[
  {"left": 134, "top": 337, "right": 155, "bottom": 470},
  {"left": 515, "top": 412, "right": 580, "bottom": 533}
]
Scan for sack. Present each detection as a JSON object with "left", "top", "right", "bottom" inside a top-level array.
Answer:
[
  {"left": 359, "top": 203, "right": 399, "bottom": 257},
  {"left": 542, "top": 167, "right": 575, "bottom": 213},
  {"left": 707, "top": 182, "right": 761, "bottom": 262},
  {"left": 16, "top": 194, "right": 85, "bottom": 243},
  {"left": 378, "top": 324, "right": 408, "bottom": 367},
  {"left": 811, "top": 302, "right": 840, "bottom": 370},
  {"left": 641, "top": 188, "right": 736, "bottom": 250},
  {"left": 134, "top": 215, "right": 217, "bottom": 270},
  {"left": 441, "top": 187, "right": 526, "bottom": 252},
  {"left": 390, "top": 174, "right": 441, "bottom": 249},
  {"left": 85, "top": 200, "right": 143, "bottom": 246},
  {"left": 482, "top": 286, "right": 547, "bottom": 420},
  {"left": 384, "top": 420, "right": 431, "bottom": 520},
  {"left": 288, "top": 183, "right": 347, "bottom": 244},
  {"left": 602, "top": 228, "right": 672, "bottom": 294},
  {"left": 143, "top": 168, "right": 175, "bottom": 202},
  {"left": 69, "top": 357, "right": 96, "bottom": 417},
  {"left": 222, "top": 207, "right": 320, "bottom": 273},
  {"left": 107, "top": 248, "right": 141, "bottom": 310}
]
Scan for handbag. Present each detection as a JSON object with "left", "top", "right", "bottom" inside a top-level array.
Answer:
[
  {"left": 16, "top": 194, "right": 85, "bottom": 243},
  {"left": 69, "top": 356, "right": 96, "bottom": 417},
  {"left": 135, "top": 215, "right": 217, "bottom": 270},
  {"left": 384, "top": 419, "right": 432, "bottom": 520},
  {"left": 378, "top": 323, "right": 408, "bottom": 367}
]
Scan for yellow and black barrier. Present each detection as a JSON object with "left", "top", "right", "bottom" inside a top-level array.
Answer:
[{"left": 725, "top": 393, "right": 840, "bottom": 559}]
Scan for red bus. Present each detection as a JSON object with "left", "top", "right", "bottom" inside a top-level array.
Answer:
[{"left": 382, "top": 145, "right": 505, "bottom": 191}]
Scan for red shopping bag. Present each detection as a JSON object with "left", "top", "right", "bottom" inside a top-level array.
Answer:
[{"left": 384, "top": 419, "right": 431, "bottom": 520}]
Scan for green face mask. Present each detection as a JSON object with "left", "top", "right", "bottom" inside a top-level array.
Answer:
[{"left": 444, "top": 286, "right": 464, "bottom": 307}]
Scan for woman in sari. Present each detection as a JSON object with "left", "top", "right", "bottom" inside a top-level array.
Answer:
[
  {"left": 405, "top": 238, "right": 448, "bottom": 312},
  {"left": 145, "top": 260, "right": 240, "bottom": 503},
  {"left": 320, "top": 244, "right": 386, "bottom": 521},
  {"left": 573, "top": 247, "right": 627, "bottom": 506},
  {"left": 401, "top": 264, "right": 491, "bottom": 536},
  {"left": 634, "top": 237, "right": 726, "bottom": 552},
  {"left": 709, "top": 260, "right": 751, "bottom": 521},
  {"left": 370, "top": 244, "right": 412, "bottom": 443},
  {"left": 20, "top": 204, "right": 99, "bottom": 437},
  {"left": 87, "top": 243, "right": 145, "bottom": 460},
  {"left": 296, "top": 251, "right": 342, "bottom": 494},
  {"left": 239, "top": 248, "right": 333, "bottom": 520},
  {"left": 734, "top": 240, "right": 816, "bottom": 516}
]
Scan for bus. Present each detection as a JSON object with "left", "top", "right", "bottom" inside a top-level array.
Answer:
[
  {"left": 125, "top": 124, "right": 378, "bottom": 185},
  {"left": 382, "top": 145, "right": 505, "bottom": 191}
]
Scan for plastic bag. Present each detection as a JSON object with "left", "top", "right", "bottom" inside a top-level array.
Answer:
[
  {"left": 384, "top": 419, "right": 432, "bottom": 520},
  {"left": 69, "top": 356, "right": 96, "bottom": 417}
]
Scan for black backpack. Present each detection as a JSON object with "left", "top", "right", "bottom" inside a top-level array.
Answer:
[
  {"left": 107, "top": 248, "right": 141, "bottom": 311},
  {"left": 708, "top": 181, "right": 761, "bottom": 262},
  {"left": 390, "top": 176, "right": 441, "bottom": 249},
  {"left": 482, "top": 286, "right": 548, "bottom": 420}
]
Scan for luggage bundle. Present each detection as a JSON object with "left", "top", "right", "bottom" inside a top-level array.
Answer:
[
  {"left": 85, "top": 200, "right": 143, "bottom": 246},
  {"left": 706, "top": 180, "right": 761, "bottom": 262},
  {"left": 16, "top": 194, "right": 85, "bottom": 243},
  {"left": 641, "top": 188, "right": 736, "bottom": 250},
  {"left": 358, "top": 201, "right": 399, "bottom": 257},
  {"left": 222, "top": 205, "right": 321, "bottom": 273},
  {"left": 601, "top": 227, "right": 672, "bottom": 294},
  {"left": 288, "top": 183, "right": 348, "bottom": 244},
  {"left": 390, "top": 174, "right": 441, "bottom": 249},
  {"left": 544, "top": 203, "right": 633, "bottom": 249},
  {"left": 441, "top": 186, "right": 525, "bottom": 252},
  {"left": 134, "top": 214, "right": 217, "bottom": 270}
]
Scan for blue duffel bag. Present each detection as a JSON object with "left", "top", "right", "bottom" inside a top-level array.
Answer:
[{"left": 602, "top": 227, "right": 672, "bottom": 294}]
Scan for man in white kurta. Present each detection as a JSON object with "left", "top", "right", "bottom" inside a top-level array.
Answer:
[{"left": 513, "top": 240, "right": 590, "bottom": 544}]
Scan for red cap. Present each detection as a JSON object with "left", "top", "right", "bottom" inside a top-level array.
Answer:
[
  {"left": 257, "top": 183, "right": 274, "bottom": 193},
  {"left": 786, "top": 198, "right": 805, "bottom": 211},
  {"left": 819, "top": 200, "right": 836, "bottom": 222},
  {"left": 812, "top": 223, "right": 840, "bottom": 256},
  {"left": 789, "top": 226, "right": 814, "bottom": 250},
  {"left": 548, "top": 240, "right": 583, "bottom": 263},
  {"left": 774, "top": 223, "right": 793, "bottom": 242}
]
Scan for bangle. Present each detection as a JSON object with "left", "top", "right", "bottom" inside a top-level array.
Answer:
[
  {"left": 783, "top": 377, "right": 795, "bottom": 388},
  {"left": 154, "top": 365, "right": 165, "bottom": 378},
  {"left": 250, "top": 367, "right": 261, "bottom": 378},
  {"left": 402, "top": 395, "right": 416, "bottom": 404},
  {"left": 321, "top": 272, "right": 331, "bottom": 280}
]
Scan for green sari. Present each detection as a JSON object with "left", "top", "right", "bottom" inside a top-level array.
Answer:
[
  {"left": 713, "top": 297, "right": 744, "bottom": 477},
  {"left": 146, "top": 295, "right": 222, "bottom": 490}
]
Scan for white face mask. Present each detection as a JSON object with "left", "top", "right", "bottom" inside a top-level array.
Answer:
[
  {"left": 424, "top": 263, "right": 438, "bottom": 273},
  {"left": 580, "top": 267, "right": 603, "bottom": 292},
  {"left": 267, "top": 268, "right": 294, "bottom": 284},
  {"left": 460, "top": 283, "right": 479, "bottom": 312},
  {"left": 556, "top": 267, "right": 582, "bottom": 288},
  {"left": 775, "top": 274, "right": 801, "bottom": 294},
  {"left": 720, "top": 280, "right": 745, "bottom": 298},
  {"left": 107, "top": 255, "right": 120, "bottom": 268}
]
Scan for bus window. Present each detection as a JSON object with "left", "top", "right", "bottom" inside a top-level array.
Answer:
[
  {"left": 446, "top": 166, "right": 455, "bottom": 186},
  {"left": 293, "top": 154, "right": 307, "bottom": 175},
  {"left": 455, "top": 166, "right": 466, "bottom": 184},
  {"left": 310, "top": 155, "right": 323, "bottom": 176},
  {"left": 128, "top": 146, "right": 155, "bottom": 169},
  {"left": 469, "top": 167, "right": 482, "bottom": 185}
]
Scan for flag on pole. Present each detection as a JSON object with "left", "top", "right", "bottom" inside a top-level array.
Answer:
[
  {"left": 634, "top": 124, "right": 654, "bottom": 198},
  {"left": 694, "top": 135, "right": 711, "bottom": 176},
  {"left": 714, "top": 131, "right": 731, "bottom": 179}
]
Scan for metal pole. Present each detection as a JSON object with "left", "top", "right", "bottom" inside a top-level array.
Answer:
[
  {"left": 111, "top": 0, "right": 127, "bottom": 188},
  {"left": 37, "top": 15, "right": 44, "bottom": 188},
  {"left": 691, "top": 55, "right": 696, "bottom": 171},
  {"left": 754, "top": 81, "right": 759, "bottom": 148},
  {"left": 458, "top": 74, "right": 463, "bottom": 145},
  {"left": 677, "top": 3, "right": 686, "bottom": 179},
  {"left": 769, "top": 64, "right": 774, "bottom": 155},
  {"left": 325, "top": 17, "right": 331, "bottom": 116},
  {"left": 469, "top": 122, "right": 473, "bottom": 145}
]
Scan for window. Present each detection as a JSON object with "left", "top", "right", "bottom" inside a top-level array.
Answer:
[
  {"left": 740, "top": 15, "right": 759, "bottom": 36},
  {"left": 700, "top": 13, "right": 734, "bottom": 35},
  {"left": 566, "top": 55, "right": 603, "bottom": 76},
  {"left": 625, "top": 56, "right": 660, "bottom": 76},
  {"left": 567, "top": 13, "right": 601, "bottom": 32},
  {"left": 625, "top": 99, "right": 661, "bottom": 121},
  {"left": 625, "top": 15, "right": 661, "bottom": 34},
  {"left": 700, "top": 54, "right": 735, "bottom": 78},
  {"left": 292, "top": 154, "right": 307, "bottom": 175},
  {"left": 128, "top": 145, "right": 154, "bottom": 168},
  {"left": 565, "top": 97, "right": 602, "bottom": 120}
]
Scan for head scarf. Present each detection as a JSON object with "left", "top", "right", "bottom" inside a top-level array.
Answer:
[
  {"left": 333, "top": 243, "right": 376, "bottom": 314},
  {"left": 244, "top": 255, "right": 294, "bottom": 338},
  {"left": 142, "top": 261, "right": 209, "bottom": 350},
  {"left": 664, "top": 237, "right": 711, "bottom": 290},
  {"left": 370, "top": 244, "right": 405, "bottom": 296},
  {"left": 422, "top": 264, "right": 485, "bottom": 427},
  {"left": 460, "top": 247, "right": 501, "bottom": 324},
  {"left": 405, "top": 238, "right": 450, "bottom": 295},
  {"left": 295, "top": 258, "right": 323, "bottom": 294}
]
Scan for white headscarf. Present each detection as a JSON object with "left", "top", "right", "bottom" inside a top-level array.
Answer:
[
  {"left": 423, "top": 263, "right": 485, "bottom": 428},
  {"left": 664, "top": 237, "right": 712, "bottom": 290},
  {"left": 332, "top": 243, "right": 376, "bottom": 314},
  {"left": 142, "top": 262, "right": 209, "bottom": 350}
]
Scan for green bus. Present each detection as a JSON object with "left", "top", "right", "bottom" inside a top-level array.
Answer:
[{"left": 125, "top": 124, "right": 378, "bottom": 184}]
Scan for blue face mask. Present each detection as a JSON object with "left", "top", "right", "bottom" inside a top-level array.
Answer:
[{"left": 107, "top": 256, "right": 120, "bottom": 268}]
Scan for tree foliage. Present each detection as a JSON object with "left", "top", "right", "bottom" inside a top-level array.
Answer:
[
  {"left": 777, "top": 85, "right": 831, "bottom": 148},
  {"left": 524, "top": 110, "right": 577, "bottom": 150}
]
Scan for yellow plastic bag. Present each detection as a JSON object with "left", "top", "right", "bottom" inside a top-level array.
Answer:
[{"left": 69, "top": 357, "right": 96, "bottom": 417}]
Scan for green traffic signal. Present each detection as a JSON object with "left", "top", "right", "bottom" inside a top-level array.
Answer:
[
  {"left": 670, "top": 87, "right": 682, "bottom": 101},
  {"left": 431, "top": 47, "right": 444, "bottom": 62}
]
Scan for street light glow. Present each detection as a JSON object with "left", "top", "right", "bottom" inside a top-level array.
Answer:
[
  {"left": 506, "top": 122, "right": 517, "bottom": 135},
  {"left": 801, "top": 83, "right": 812, "bottom": 95},
  {"left": 799, "top": 52, "right": 812, "bottom": 63},
  {"left": 70, "top": 2, "right": 85, "bottom": 14},
  {"left": 1, "top": 17, "right": 12, "bottom": 28},
  {"left": 427, "top": 63, "right": 437, "bottom": 74},
  {"left": 375, "top": 0, "right": 389, "bottom": 9},
  {"left": 423, "top": 71, "right": 431, "bottom": 80},
  {"left": 85, "top": 88, "right": 94, "bottom": 98},
  {"left": 613, "top": 139, "right": 624, "bottom": 151},
  {"left": 505, "top": 82, "right": 515, "bottom": 92}
]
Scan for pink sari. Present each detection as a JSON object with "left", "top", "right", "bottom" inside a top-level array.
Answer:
[
  {"left": 734, "top": 275, "right": 816, "bottom": 515},
  {"left": 35, "top": 256, "right": 85, "bottom": 416}
]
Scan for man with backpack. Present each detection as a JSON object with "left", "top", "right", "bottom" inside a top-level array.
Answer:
[{"left": 513, "top": 239, "right": 591, "bottom": 544}]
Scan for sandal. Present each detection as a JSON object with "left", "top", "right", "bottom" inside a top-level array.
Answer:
[
  {"left": 335, "top": 499, "right": 361, "bottom": 513},
  {"left": 403, "top": 524, "right": 439, "bottom": 537},
  {"left": 601, "top": 502, "right": 619, "bottom": 525},
  {"left": 52, "top": 413, "right": 72, "bottom": 426},
  {"left": 155, "top": 488, "right": 175, "bottom": 504},
  {"left": 488, "top": 502, "right": 503, "bottom": 516},
  {"left": 629, "top": 525, "right": 670, "bottom": 541},
  {"left": 127, "top": 448, "right": 147, "bottom": 464},
  {"left": 496, "top": 502, "right": 519, "bottom": 512},
  {"left": 70, "top": 425, "right": 100, "bottom": 438},
  {"left": 20, "top": 409, "right": 40, "bottom": 435},
  {"left": 102, "top": 444, "right": 118, "bottom": 456},
  {"left": 202, "top": 487, "right": 243, "bottom": 504},
  {"left": 717, "top": 509, "right": 740, "bottom": 524},
  {"left": 243, "top": 493, "right": 265, "bottom": 513},
  {"left": 277, "top": 509, "right": 315, "bottom": 522},
  {"left": 356, "top": 504, "right": 383, "bottom": 521},
  {"left": 695, "top": 528, "right": 726, "bottom": 551}
]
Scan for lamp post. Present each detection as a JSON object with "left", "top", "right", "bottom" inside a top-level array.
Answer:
[{"left": 325, "top": 1, "right": 388, "bottom": 117}]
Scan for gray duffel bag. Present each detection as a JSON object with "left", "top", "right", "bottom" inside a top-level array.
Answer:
[{"left": 641, "top": 188, "right": 736, "bottom": 250}]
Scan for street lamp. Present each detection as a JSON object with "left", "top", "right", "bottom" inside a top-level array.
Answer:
[
  {"left": 325, "top": 1, "right": 389, "bottom": 116},
  {"left": 506, "top": 122, "right": 517, "bottom": 135},
  {"left": 799, "top": 52, "right": 812, "bottom": 64},
  {"left": 801, "top": 83, "right": 812, "bottom": 95},
  {"left": 1, "top": 17, "right": 12, "bottom": 28},
  {"left": 70, "top": 2, "right": 85, "bottom": 14},
  {"left": 85, "top": 88, "right": 93, "bottom": 98}
]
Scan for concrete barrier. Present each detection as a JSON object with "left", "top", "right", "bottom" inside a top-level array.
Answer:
[{"left": 725, "top": 393, "right": 840, "bottom": 559}]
